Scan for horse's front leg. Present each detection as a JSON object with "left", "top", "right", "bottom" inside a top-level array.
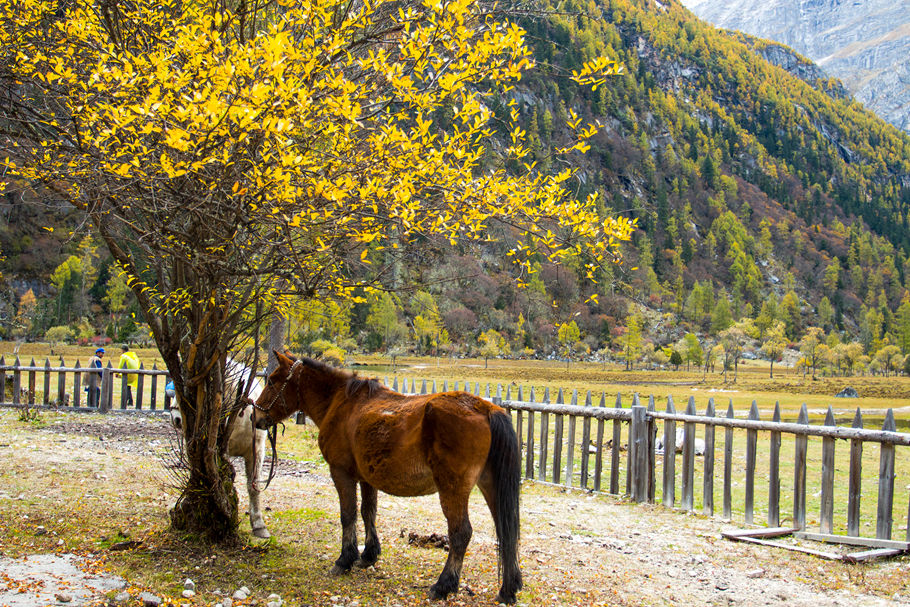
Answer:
[
  {"left": 245, "top": 437, "right": 269, "bottom": 539},
  {"left": 429, "top": 489, "right": 472, "bottom": 601},
  {"left": 329, "top": 467, "right": 359, "bottom": 576},
  {"left": 356, "top": 481, "right": 381, "bottom": 568}
]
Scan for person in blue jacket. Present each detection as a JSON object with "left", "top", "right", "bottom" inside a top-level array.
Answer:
[{"left": 84, "top": 347, "right": 104, "bottom": 407}]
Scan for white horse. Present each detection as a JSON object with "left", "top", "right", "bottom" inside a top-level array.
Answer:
[
  {"left": 168, "top": 358, "right": 270, "bottom": 538},
  {"left": 655, "top": 427, "right": 706, "bottom": 456}
]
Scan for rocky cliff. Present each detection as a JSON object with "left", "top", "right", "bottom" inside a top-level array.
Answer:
[{"left": 681, "top": 0, "right": 910, "bottom": 132}]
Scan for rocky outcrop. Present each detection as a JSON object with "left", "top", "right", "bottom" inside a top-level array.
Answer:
[
  {"left": 749, "top": 39, "right": 850, "bottom": 101},
  {"left": 681, "top": 0, "right": 910, "bottom": 133}
]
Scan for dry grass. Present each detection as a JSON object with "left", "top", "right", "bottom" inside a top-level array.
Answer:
[{"left": 1, "top": 409, "right": 909, "bottom": 607}]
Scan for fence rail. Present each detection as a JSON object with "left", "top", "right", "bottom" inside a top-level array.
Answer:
[
  {"left": 2, "top": 363, "right": 909, "bottom": 546},
  {"left": 0, "top": 356, "right": 174, "bottom": 412},
  {"left": 386, "top": 376, "right": 910, "bottom": 545}
]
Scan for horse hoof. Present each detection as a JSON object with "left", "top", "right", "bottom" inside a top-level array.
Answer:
[
  {"left": 252, "top": 527, "right": 270, "bottom": 539},
  {"left": 354, "top": 559, "right": 375, "bottom": 569},
  {"left": 495, "top": 592, "right": 517, "bottom": 605},
  {"left": 329, "top": 565, "right": 349, "bottom": 577},
  {"left": 428, "top": 585, "right": 450, "bottom": 601}
]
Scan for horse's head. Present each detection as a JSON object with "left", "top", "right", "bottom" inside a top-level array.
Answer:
[{"left": 252, "top": 350, "right": 302, "bottom": 430}]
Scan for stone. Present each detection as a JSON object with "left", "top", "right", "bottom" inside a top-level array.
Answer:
[
  {"left": 835, "top": 387, "right": 858, "bottom": 398},
  {"left": 139, "top": 592, "right": 161, "bottom": 607},
  {"left": 183, "top": 578, "right": 195, "bottom": 591},
  {"left": 53, "top": 593, "right": 72, "bottom": 603},
  {"left": 181, "top": 589, "right": 196, "bottom": 599}
]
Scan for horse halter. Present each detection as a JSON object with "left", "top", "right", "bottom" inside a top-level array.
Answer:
[
  {"left": 252, "top": 358, "right": 303, "bottom": 415},
  {"left": 251, "top": 358, "right": 302, "bottom": 492}
]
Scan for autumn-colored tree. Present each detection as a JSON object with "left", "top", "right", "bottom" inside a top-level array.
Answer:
[
  {"left": 719, "top": 324, "right": 746, "bottom": 382},
  {"left": 13, "top": 289, "right": 37, "bottom": 338},
  {"left": 557, "top": 320, "right": 582, "bottom": 368},
  {"left": 1, "top": 0, "right": 630, "bottom": 540},
  {"left": 799, "top": 327, "right": 826, "bottom": 379},
  {"left": 478, "top": 328, "right": 510, "bottom": 369},
  {"left": 623, "top": 313, "right": 642, "bottom": 371},
  {"left": 682, "top": 332, "right": 703, "bottom": 371},
  {"left": 760, "top": 321, "right": 788, "bottom": 379},
  {"left": 366, "top": 292, "right": 406, "bottom": 352}
]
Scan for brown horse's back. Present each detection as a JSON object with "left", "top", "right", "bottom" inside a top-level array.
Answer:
[{"left": 330, "top": 391, "right": 498, "bottom": 498}]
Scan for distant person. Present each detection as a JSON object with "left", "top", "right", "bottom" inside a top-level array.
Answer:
[
  {"left": 84, "top": 347, "right": 104, "bottom": 407},
  {"left": 117, "top": 344, "right": 140, "bottom": 407}
]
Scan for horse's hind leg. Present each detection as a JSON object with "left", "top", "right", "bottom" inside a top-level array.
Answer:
[
  {"left": 329, "top": 467, "right": 360, "bottom": 576},
  {"left": 356, "top": 481, "right": 381, "bottom": 568},
  {"left": 428, "top": 489, "right": 472, "bottom": 601},
  {"left": 245, "top": 442, "right": 269, "bottom": 539}
]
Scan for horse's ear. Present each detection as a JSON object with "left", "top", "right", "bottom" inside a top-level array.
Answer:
[{"left": 273, "top": 349, "right": 292, "bottom": 367}]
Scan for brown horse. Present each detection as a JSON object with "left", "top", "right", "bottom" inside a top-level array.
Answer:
[{"left": 252, "top": 351, "right": 522, "bottom": 604}]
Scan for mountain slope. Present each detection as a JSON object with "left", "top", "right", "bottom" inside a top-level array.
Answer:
[
  {"left": 4, "top": 0, "right": 910, "bottom": 364},
  {"left": 680, "top": 0, "right": 910, "bottom": 133}
]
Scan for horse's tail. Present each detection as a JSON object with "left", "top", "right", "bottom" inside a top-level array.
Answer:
[{"left": 486, "top": 409, "right": 522, "bottom": 603}]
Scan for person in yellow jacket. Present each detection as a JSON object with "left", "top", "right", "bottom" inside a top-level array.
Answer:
[{"left": 117, "top": 344, "right": 140, "bottom": 407}]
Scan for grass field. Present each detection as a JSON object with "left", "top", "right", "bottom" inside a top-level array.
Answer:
[
  {"left": 2, "top": 340, "right": 910, "bottom": 605},
  {"left": 3, "top": 342, "right": 909, "bottom": 541}
]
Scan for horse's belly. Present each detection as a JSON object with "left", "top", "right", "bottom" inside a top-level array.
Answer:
[{"left": 362, "top": 459, "right": 437, "bottom": 497}]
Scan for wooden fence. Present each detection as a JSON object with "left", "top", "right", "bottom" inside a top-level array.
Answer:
[
  {"left": 2, "top": 361, "right": 909, "bottom": 554},
  {"left": 0, "top": 356, "right": 174, "bottom": 412},
  {"left": 386, "top": 376, "right": 910, "bottom": 553}
]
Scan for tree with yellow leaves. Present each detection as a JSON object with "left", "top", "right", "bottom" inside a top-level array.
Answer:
[{"left": 0, "top": 0, "right": 632, "bottom": 540}]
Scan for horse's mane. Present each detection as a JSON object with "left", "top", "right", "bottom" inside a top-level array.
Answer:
[{"left": 296, "top": 356, "right": 383, "bottom": 399}]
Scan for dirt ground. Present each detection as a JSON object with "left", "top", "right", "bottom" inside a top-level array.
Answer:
[{"left": 1, "top": 411, "right": 908, "bottom": 606}]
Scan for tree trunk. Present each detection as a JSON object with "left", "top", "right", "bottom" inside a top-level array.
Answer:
[
  {"left": 268, "top": 312, "right": 285, "bottom": 373},
  {"left": 169, "top": 355, "right": 240, "bottom": 543}
]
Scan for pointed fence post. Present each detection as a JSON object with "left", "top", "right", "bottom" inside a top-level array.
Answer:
[
  {"left": 610, "top": 393, "right": 622, "bottom": 495},
  {"left": 768, "top": 402, "right": 782, "bottom": 527},
  {"left": 525, "top": 386, "right": 535, "bottom": 479},
  {"left": 847, "top": 408, "right": 864, "bottom": 537},
  {"left": 74, "top": 359, "right": 83, "bottom": 408},
  {"left": 100, "top": 363, "right": 113, "bottom": 413},
  {"left": 0, "top": 356, "right": 6, "bottom": 405},
  {"left": 580, "top": 391, "right": 592, "bottom": 490},
  {"left": 793, "top": 404, "right": 810, "bottom": 530},
  {"left": 663, "top": 396, "right": 677, "bottom": 508},
  {"left": 136, "top": 363, "right": 145, "bottom": 410},
  {"left": 27, "top": 357, "right": 36, "bottom": 405},
  {"left": 43, "top": 358, "right": 51, "bottom": 405},
  {"left": 57, "top": 357, "right": 67, "bottom": 407},
  {"left": 593, "top": 392, "right": 606, "bottom": 493},
  {"left": 647, "top": 395, "right": 656, "bottom": 502},
  {"left": 723, "top": 401, "right": 735, "bottom": 520},
  {"left": 630, "top": 398, "right": 649, "bottom": 503},
  {"left": 681, "top": 397, "right": 697, "bottom": 512},
  {"left": 150, "top": 364, "right": 159, "bottom": 410},
  {"left": 565, "top": 390, "right": 578, "bottom": 488},
  {"left": 552, "top": 388, "right": 564, "bottom": 484},
  {"left": 12, "top": 356, "right": 21, "bottom": 406},
  {"left": 703, "top": 398, "right": 716, "bottom": 516},
  {"left": 744, "top": 401, "right": 759, "bottom": 523},
  {"left": 541, "top": 388, "right": 555, "bottom": 483},
  {"left": 877, "top": 410, "right": 897, "bottom": 540},
  {"left": 820, "top": 406, "right": 837, "bottom": 534}
]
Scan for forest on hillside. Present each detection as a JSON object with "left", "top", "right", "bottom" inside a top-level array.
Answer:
[{"left": 2, "top": 0, "right": 910, "bottom": 378}]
